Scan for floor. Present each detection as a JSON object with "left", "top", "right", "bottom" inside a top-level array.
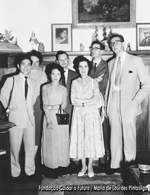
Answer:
[{"left": 0, "top": 151, "right": 150, "bottom": 195}]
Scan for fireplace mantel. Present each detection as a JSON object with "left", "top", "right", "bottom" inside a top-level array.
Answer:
[{"left": 0, "top": 50, "right": 149, "bottom": 68}]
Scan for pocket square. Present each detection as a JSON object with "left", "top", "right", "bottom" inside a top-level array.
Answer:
[{"left": 129, "top": 70, "right": 133, "bottom": 73}]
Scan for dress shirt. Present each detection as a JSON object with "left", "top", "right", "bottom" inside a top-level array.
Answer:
[
  {"left": 64, "top": 68, "right": 68, "bottom": 85},
  {"left": 20, "top": 73, "right": 28, "bottom": 99}
]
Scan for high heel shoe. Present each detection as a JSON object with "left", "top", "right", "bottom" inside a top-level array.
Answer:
[
  {"left": 78, "top": 166, "right": 87, "bottom": 177},
  {"left": 88, "top": 167, "right": 94, "bottom": 178},
  {"left": 88, "top": 171, "right": 94, "bottom": 178}
]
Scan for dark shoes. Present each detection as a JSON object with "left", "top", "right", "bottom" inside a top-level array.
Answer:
[{"left": 106, "top": 168, "right": 122, "bottom": 175}]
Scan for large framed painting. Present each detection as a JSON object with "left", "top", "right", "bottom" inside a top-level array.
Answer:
[
  {"left": 136, "top": 23, "right": 150, "bottom": 51},
  {"left": 72, "top": 0, "right": 136, "bottom": 28},
  {"left": 51, "top": 24, "right": 72, "bottom": 51}
]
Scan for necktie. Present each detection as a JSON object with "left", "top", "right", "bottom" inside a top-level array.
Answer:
[
  {"left": 94, "top": 63, "right": 97, "bottom": 73},
  {"left": 115, "top": 57, "right": 121, "bottom": 86},
  {"left": 25, "top": 76, "right": 28, "bottom": 99}
]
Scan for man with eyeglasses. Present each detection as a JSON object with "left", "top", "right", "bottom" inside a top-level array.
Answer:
[
  {"left": 140, "top": 29, "right": 150, "bottom": 46},
  {"left": 105, "top": 33, "right": 150, "bottom": 174},
  {"left": 89, "top": 40, "right": 110, "bottom": 173}
]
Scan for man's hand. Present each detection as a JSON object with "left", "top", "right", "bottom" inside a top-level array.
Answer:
[{"left": 95, "top": 73, "right": 104, "bottom": 82}]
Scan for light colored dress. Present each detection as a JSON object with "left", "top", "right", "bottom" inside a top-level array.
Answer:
[
  {"left": 41, "top": 83, "right": 70, "bottom": 169},
  {"left": 70, "top": 76, "right": 105, "bottom": 159}
]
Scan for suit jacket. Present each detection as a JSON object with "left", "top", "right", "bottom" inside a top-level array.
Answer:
[
  {"left": 105, "top": 53, "right": 150, "bottom": 116},
  {"left": 65, "top": 69, "right": 78, "bottom": 115},
  {"left": 141, "top": 36, "right": 150, "bottom": 46},
  {"left": 89, "top": 59, "right": 108, "bottom": 97},
  {"left": 0, "top": 74, "right": 38, "bottom": 128}
]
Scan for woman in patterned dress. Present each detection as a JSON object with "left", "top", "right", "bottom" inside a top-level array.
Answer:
[
  {"left": 70, "top": 56, "right": 105, "bottom": 178},
  {"left": 41, "top": 63, "right": 70, "bottom": 178}
]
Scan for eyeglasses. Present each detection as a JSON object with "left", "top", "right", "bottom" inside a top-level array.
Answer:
[
  {"left": 110, "top": 40, "right": 122, "bottom": 47},
  {"left": 89, "top": 47, "right": 101, "bottom": 51},
  {"left": 144, "top": 32, "right": 149, "bottom": 34}
]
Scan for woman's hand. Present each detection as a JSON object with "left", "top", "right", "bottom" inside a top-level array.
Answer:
[
  {"left": 95, "top": 74, "right": 104, "bottom": 83},
  {"left": 46, "top": 121, "right": 53, "bottom": 130}
]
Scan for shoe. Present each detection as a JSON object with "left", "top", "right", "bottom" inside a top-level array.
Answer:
[
  {"left": 78, "top": 166, "right": 87, "bottom": 177},
  {"left": 88, "top": 171, "right": 94, "bottom": 178},
  {"left": 106, "top": 168, "right": 121, "bottom": 175}
]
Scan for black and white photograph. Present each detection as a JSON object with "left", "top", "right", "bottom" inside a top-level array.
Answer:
[
  {"left": 52, "top": 24, "right": 72, "bottom": 51},
  {"left": 136, "top": 23, "right": 150, "bottom": 50},
  {"left": 0, "top": 0, "right": 150, "bottom": 195}
]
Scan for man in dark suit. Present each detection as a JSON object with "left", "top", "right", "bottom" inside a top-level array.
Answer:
[
  {"left": 55, "top": 50, "right": 78, "bottom": 175},
  {"left": 56, "top": 50, "right": 78, "bottom": 116},
  {"left": 89, "top": 40, "right": 110, "bottom": 172}
]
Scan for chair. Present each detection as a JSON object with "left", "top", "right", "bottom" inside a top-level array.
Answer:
[{"left": 0, "top": 119, "right": 15, "bottom": 181}]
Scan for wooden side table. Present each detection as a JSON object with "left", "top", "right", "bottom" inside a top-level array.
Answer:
[
  {"left": 128, "top": 165, "right": 150, "bottom": 195},
  {"left": 0, "top": 119, "right": 15, "bottom": 181}
]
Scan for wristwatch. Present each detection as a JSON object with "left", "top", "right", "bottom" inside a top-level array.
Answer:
[{"left": 82, "top": 103, "right": 84, "bottom": 107}]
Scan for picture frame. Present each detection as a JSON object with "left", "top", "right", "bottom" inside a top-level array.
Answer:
[
  {"left": 136, "top": 23, "right": 150, "bottom": 51},
  {"left": 72, "top": 0, "right": 136, "bottom": 28},
  {"left": 51, "top": 23, "right": 72, "bottom": 51}
]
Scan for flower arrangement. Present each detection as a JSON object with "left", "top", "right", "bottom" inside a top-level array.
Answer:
[{"left": 0, "top": 30, "right": 18, "bottom": 45}]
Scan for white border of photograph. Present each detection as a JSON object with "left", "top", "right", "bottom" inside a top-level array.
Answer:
[
  {"left": 136, "top": 23, "right": 150, "bottom": 50},
  {"left": 51, "top": 23, "right": 72, "bottom": 52}
]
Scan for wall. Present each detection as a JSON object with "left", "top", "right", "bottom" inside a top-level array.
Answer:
[{"left": 0, "top": 0, "right": 150, "bottom": 52}]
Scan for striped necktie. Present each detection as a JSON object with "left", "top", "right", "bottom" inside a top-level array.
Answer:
[{"left": 115, "top": 57, "right": 121, "bottom": 86}]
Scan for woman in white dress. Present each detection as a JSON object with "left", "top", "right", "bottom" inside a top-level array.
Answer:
[
  {"left": 41, "top": 63, "right": 70, "bottom": 178},
  {"left": 70, "top": 56, "right": 105, "bottom": 177}
]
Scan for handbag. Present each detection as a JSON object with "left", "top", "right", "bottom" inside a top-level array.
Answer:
[
  {"left": 56, "top": 105, "right": 69, "bottom": 125},
  {"left": 3, "top": 77, "right": 14, "bottom": 120}
]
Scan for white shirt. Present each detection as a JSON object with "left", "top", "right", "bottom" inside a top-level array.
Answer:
[
  {"left": 113, "top": 52, "right": 126, "bottom": 91},
  {"left": 64, "top": 68, "right": 68, "bottom": 85},
  {"left": 19, "top": 73, "right": 28, "bottom": 97},
  {"left": 93, "top": 59, "right": 101, "bottom": 67}
]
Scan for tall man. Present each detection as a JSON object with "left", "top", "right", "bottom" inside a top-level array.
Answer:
[
  {"left": 0, "top": 54, "right": 38, "bottom": 178},
  {"left": 89, "top": 40, "right": 109, "bottom": 170},
  {"left": 105, "top": 34, "right": 150, "bottom": 173},
  {"left": 56, "top": 50, "right": 78, "bottom": 116}
]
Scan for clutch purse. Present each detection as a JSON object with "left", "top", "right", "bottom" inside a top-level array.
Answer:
[{"left": 56, "top": 105, "right": 69, "bottom": 125}]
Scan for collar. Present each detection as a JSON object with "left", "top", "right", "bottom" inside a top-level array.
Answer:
[
  {"left": 117, "top": 51, "right": 126, "bottom": 61},
  {"left": 93, "top": 59, "right": 101, "bottom": 67},
  {"left": 19, "top": 73, "right": 28, "bottom": 80}
]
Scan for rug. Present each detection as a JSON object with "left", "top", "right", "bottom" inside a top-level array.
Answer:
[{"left": 37, "top": 173, "right": 123, "bottom": 195}]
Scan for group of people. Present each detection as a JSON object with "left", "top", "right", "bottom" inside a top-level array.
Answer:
[{"left": 0, "top": 33, "right": 150, "bottom": 180}]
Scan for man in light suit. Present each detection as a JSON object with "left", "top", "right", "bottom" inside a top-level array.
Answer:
[
  {"left": 56, "top": 50, "right": 78, "bottom": 116},
  {"left": 105, "top": 34, "right": 150, "bottom": 174},
  {"left": 0, "top": 54, "right": 38, "bottom": 178},
  {"left": 89, "top": 40, "right": 110, "bottom": 172}
]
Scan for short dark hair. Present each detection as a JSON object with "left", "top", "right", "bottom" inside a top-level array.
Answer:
[
  {"left": 90, "top": 40, "right": 105, "bottom": 50},
  {"left": 28, "top": 50, "right": 43, "bottom": 64},
  {"left": 73, "top": 55, "right": 92, "bottom": 75},
  {"left": 15, "top": 53, "right": 32, "bottom": 67},
  {"left": 55, "top": 50, "right": 69, "bottom": 61},
  {"left": 108, "top": 33, "right": 125, "bottom": 47},
  {"left": 45, "top": 62, "right": 65, "bottom": 84}
]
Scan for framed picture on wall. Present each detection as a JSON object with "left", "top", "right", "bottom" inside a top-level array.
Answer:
[
  {"left": 72, "top": 0, "right": 136, "bottom": 28},
  {"left": 51, "top": 23, "right": 72, "bottom": 51},
  {"left": 136, "top": 23, "right": 150, "bottom": 50}
]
